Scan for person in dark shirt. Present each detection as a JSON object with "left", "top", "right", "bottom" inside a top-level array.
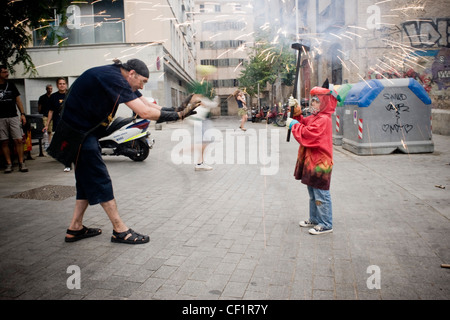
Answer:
[
  {"left": 45, "top": 77, "right": 66, "bottom": 135},
  {"left": 0, "top": 65, "right": 28, "bottom": 173},
  {"left": 45, "top": 77, "right": 71, "bottom": 171},
  {"left": 62, "top": 59, "right": 200, "bottom": 245},
  {"left": 38, "top": 84, "right": 53, "bottom": 140}
]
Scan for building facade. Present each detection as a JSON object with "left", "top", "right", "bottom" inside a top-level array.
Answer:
[
  {"left": 290, "top": 0, "right": 450, "bottom": 135},
  {"left": 11, "top": 0, "right": 197, "bottom": 117},
  {"left": 8, "top": 0, "right": 449, "bottom": 134},
  {"left": 193, "top": 0, "right": 255, "bottom": 116}
]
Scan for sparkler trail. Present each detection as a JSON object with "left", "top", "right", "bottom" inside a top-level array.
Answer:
[
  {"left": 233, "top": 61, "right": 243, "bottom": 72},
  {"left": 217, "top": 50, "right": 231, "bottom": 59},
  {"left": 56, "top": 38, "right": 68, "bottom": 45},
  {"left": 345, "top": 31, "right": 362, "bottom": 38},
  {"left": 337, "top": 56, "right": 350, "bottom": 72},
  {"left": 14, "top": 18, "right": 29, "bottom": 28},
  {"left": 33, "top": 60, "right": 63, "bottom": 70},
  {"left": 348, "top": 59, "right": 359, "bottom": 70},
  {"left": 341, "top": 34, "right": 353, "bottom": 40},
  {"left": 369, "top": 67, "right": 394, "bottom": 84},
  {"left": 329, "top": 32, "right": 342, "bottom": 40},
  {"left": 348, "top": 25, "right": 367, "bottom": 31},
  {"left": 358, "top": 73, "right": 372, "bottom": 88},
  {"left": 375, "top": 0, "right": 393, "bottom": 5}
]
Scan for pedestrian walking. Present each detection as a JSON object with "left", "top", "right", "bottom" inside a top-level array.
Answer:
[{"left": 234, "top": 90, "right": 248, "bottom": 131}]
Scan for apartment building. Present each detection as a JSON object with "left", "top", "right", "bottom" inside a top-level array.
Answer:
[
  {"left": 193, "top": 0, "right": 255, "bottom": 115},
  {"left": 11, "top": 0, "right": 197, "bottom": 116},
  {"left": 9, "top": 0, "right": 449, "bottom": 134},
  {"left": 264, "top": 0, "right": 449, "bottom": 134},
  {"left": 230, "top": 0, "right": 448, "bottom": 134}
]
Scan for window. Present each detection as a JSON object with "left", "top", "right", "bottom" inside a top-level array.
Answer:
[
  {"left": 33, "top": 0, "right": 124, "bottom": 46},
  {"left": 200, "top": 40, "right": 245, "bottom": 50},
  {"left": 201, "top": 59, "right": 244, "bottom": 67},
  {"left": 202, "top": 20, "right": 246, "bottom": 32},
  {"left": 212, "top": 79, "right": 239, "bottom": 87}
]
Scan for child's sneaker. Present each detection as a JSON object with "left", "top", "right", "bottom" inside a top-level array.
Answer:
[
  {"left": 299, "top": 220, "right": 316, "bottom": 228},
  {"left": 308, "top": 225, "right": 333, "bottom": 235}
]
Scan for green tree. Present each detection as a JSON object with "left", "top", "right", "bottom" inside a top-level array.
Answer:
[
  {"left": 0, "top": 0, "right": 69, "bottom": 75},
  {"left": 237, "top": 31, "right": 296, "bottom": 98}
]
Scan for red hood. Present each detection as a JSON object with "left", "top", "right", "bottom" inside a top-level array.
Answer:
[{"left": 310, "top": 87, "right": 339, "bottom": 115}]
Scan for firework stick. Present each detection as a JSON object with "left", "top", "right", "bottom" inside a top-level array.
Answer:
[{"left": 287, "top": 43, "right": 309, "bottom": 142}]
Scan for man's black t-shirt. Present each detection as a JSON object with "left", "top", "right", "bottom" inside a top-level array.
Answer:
[
  {"left": 49, "top": 91, "right": 66, "bottom": 132},
  {"left": 62, "top": 64, "right": 142, "bottom": 137},
  {"left": 0, "top": 81, "right": 20, "bottom": 118},
  {"left": 38, "top": 94, "right": 51, "bottom": 117}
]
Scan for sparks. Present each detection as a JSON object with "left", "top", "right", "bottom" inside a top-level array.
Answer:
[
  {"left": 337, "top": 56, "right": 350, "bottom": 72},
  {"left": 358, "top": 73, "right": 372, "bottom": 88},
  {"left": 329, "top": 32, "right": 342, "bottom": 40},
  {"left": 33, "top": 60, "right": 63, "bottom": 70},
  {"left": 233, "top": 61, "right": 243, "bottom": 72},
  {"left": 56, "top": 38, "right": 68, "bottom": 45},
  {"left": 14, "top": 18, "right": 29, "bottom": 28}
]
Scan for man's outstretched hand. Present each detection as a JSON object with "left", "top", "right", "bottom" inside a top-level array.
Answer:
[{"left": 177, "top": 94, "right": 202, "bottom": 119}]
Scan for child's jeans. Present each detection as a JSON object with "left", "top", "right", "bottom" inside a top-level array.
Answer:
[{"left": 307, "top": 186, "right": 333, "bottom": 230}]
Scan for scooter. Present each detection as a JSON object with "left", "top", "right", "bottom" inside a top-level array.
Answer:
[
  {"left": 254, "top": 105, "right": 268, "bottom": 122},
  {"left": 266, "top": 106, "right": 278, "bottom": 124},
  {"left": 99, "top": 116, "right": 155, "bottom": 161},
  {"left": 275, "top": 103, "right": 288, "bottom": 127},
  {"left": 251, "top": 107, "right": 258, "bottom": 123}
]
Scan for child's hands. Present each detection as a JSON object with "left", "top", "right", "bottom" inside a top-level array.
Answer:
[
  {"left": 288, "top": 95, "right": 298, "bottom": 107},
  {"left": 286, "top": 117, "right": 299, "bottom": 129}
]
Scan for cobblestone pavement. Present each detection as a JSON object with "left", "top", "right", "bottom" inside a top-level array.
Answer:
[{"left": 0, "top": 117, "right": 449, "bottom": 302}]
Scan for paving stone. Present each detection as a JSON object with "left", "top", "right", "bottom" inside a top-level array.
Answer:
[{"left": 0, "top": 117, "right": 449, "bottom": 301}]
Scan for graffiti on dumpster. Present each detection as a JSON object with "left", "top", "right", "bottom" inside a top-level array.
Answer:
[{"left": 382, "top": 98, "right": 414, "bottom": 134}]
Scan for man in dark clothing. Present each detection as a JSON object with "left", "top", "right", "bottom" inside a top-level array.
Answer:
[
  {"left": 45, "top": 77, "right": 67, "bottom": 134},
  {"left": 62, "top": 59, "right": 200, "bottom": 244},
  {"left": 38, "top": 84, "right": 53, "bottom": 140},
  {"left": 45, "top": 77, "right": 71, "bottom": 171},
  {"left": 0, "top": 65, "right": 28, "bottom": 173}
]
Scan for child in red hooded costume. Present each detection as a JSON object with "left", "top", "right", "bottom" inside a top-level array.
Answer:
[{"left": 287, "top": 86, "right": 339, "bottom": 235}]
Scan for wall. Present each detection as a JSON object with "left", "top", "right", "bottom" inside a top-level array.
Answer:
[
  {"left": 344, "top": 0, "right": 449, "bottom": 135},
  {"left": 10, "top": 43, "right": 167, "bottom": 113}
]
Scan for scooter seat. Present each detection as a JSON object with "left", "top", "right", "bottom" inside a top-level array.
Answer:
[{"left": 105, "top": 117, "right": 135, "bottom": 135}]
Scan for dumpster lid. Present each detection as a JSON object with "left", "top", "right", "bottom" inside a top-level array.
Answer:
[{"left": 343, "top": 78, "right": 431, "bottom": 107}]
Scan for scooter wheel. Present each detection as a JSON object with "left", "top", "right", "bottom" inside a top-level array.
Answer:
[
  {"left": 128, "top": 139, "right": 150, "bottom": 161},
  {"left": 275, "top": 114, "right": 286, "bottom": 127}
]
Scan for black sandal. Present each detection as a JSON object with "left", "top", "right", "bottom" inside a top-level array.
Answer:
[
  {"left": 111, "top": 229, "right": 150, "bottom": 244},
  {"left": 65, "top": 225, "right": 102, "bottom": 242}
]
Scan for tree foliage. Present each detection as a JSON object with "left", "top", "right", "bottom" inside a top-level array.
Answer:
[
  {"left": 0, "top": 0, "right": 69, "bottom": 75},
  {"left": 237, "top": 30, "right": 297, "bottom": 97}
]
